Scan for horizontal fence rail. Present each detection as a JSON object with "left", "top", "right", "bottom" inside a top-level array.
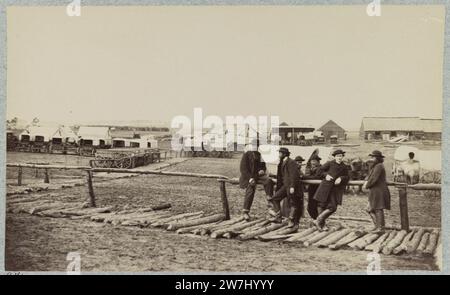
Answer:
[{"left": 6, "top": 163, "right": 441, "bottom": 231}]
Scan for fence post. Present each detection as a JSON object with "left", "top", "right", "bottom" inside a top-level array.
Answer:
[
  {"left": 219, "top": 180, "right": 230, "bottom": 220},
  {"left": 397, "top": 185, "right": 409, "bottom": 231},
  {"left": 44, "top": 168, "right": 50, "bottom": 184},
  {"left": 18, "top": 167, "right": 22, "bottom": 186},
  {"left": 86, "top": 170, "right": 96, "bottom": 207}
]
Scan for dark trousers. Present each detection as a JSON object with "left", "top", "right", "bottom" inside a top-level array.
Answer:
[
  {"left": 268, "top": 186, "right": 303, "bottom": 223},
  {"left": 243, "top": 175, "right": 274, "bottom": 212},
  {"left": 307, "top": 185, "right": 319, "bottom": 219}
]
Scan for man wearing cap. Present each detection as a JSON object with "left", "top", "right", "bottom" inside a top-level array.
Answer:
[
  {"left": 239, "top": 140, "right": 273, "bottom": 221},
  {"left": 363, "top": 150, "right": 391, "bottom": 233},
  {"left": 267, "top": 147, "right": 303, "bottom": 229},
  {"left": 313, "top": 149, "right": 350, "bottom": 231},
  {"left": 303, "top": 154, "right": 322, "bottom": 220},
  {"left": 294, "top": 156, "right": 306, "bottom": 177}
]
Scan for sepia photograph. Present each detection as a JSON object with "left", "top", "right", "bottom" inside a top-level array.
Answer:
[{"left": 2, "top": 2, "right": 446, "bottom": 274}]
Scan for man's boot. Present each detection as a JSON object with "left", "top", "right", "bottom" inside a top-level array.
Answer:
[
  {"left": 370, "top": 210, "right": 385, "bottom": 233},
  {"left": 365, "top": 209, "right": 377, "bottom": 231},
  {"left": 314, "top": 209, "right": 333, "bottom": 231},
  {"left": 268, "top": 211, "right": 282, "bottom": 223},
  {"left": 242, "top": 210, "right": 251, "bottom": 221},
  {"left": 287, "top": 207, "right": 298, "bottom": 228}
]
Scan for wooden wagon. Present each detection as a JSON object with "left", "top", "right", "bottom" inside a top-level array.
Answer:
[{"left": 89, "top": 148, "right": 162, "bottom": 169}]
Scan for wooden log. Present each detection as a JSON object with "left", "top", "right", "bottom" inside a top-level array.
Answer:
[
  {"left": 150, "top": 211, "right": 204, "bottom": 227},
  {"left": 119, "top": 212, "right": 174, "bottom": 226},
  {"left": 284, "top": 227, "right": 316, "bottom": 242},
  {"left": 238, "top": 222, "right": 287, "bottom": 241},
  {"left": 295, "top": 230, "right": 323, "bottom": 244},
  {"left": 382, "top": 230, "right": 408, "bottom": 255},
  {"left": 91, "top": 212, "right": 117, "bottom": 222},
  {"left": 241, "top": 220, "right": 271, "bottom": 233},
  {"left": 8, "top": 200, "right": 55, "bottom": 214},
  {"left": 199, "top": 217, "right": 245, "bottom": 235},
  {"left": 304, "top": 230, "right": 336, "bottom": 247},
  {"left": 406, "top": 228, "right": 426, "bottom": 254},
  {"left": 315, "top": 229, "right": 352, "bottom": 248},
  {"left": 416, "top": 232, "right": 430, "bottom": 255},
  {"left": 7, "top": 196, "right": 42, "bottom": 205},
  {"left": 86, "top": 171, "right": 96, "bottom": 207},
  {"left": 393, "top": 230, "right": 415, "bottom": 255},
  {"left": 258, "top": 225, "right": 300, "bottom": 241},
  {"left": 365, "top": 231, "right": 390, "bottom": 251},
  {"left": 423, "top": 229, "right": 439, "bottom": 257},
  {"left": 329, "top": 230, "right": 366, "bottom": 250},
  {"left": 176, "top": 222, "right": 220, "bottom": 234},
  {"left": 373, "top": 230, "right": 397, "bottom": 253},
  {"left": 166, "top": 214, "right": 225, "bottom": 231},
  {"left": 398, "top": 186, "right": 409, "bottom": 231},
  {"left": 104, "top": 211, "right": 170, "bottom": 224},
  {"left": 219, "top": 180, "right": 230, "bottom": 220},
  {"left": 56, "top": 206, "right": 114, "bottom": 217},
  {"left": 29, "top": 202, "right": 67, "bottom": 215},
  {"left": 210, "top": 219, "right": 264, "bottom": 239}
]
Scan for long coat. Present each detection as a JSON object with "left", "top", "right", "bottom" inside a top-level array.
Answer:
[
  {"left": 239, "top": 151, "right": 267, "bottom": 189},
  {"left": 366, "top": 162, "right": 391, "bottom": 210},
  {"left": 313, "top": 160, "right": 350, "bottom": 206},
  {"left": 280, "top": 158, "right": 301, "bottom": 191}
]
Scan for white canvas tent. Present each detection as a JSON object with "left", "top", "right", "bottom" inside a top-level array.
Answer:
[
  {"left": 112, "top": 135, "right": 158, "bottom": 149},
  {"left": 19, "top": 126, "right": 60, "bottom": 142},
  {"left": 77, "top": 126, "right": 112, "bottom": 146}
]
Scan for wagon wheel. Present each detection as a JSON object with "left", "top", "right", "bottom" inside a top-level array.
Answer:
[
  {"left": 197, "top": 151, "right": 206, "bottom": 157},
  {"left": 115, "top": 157, "right": 132, "bottom": 169}
]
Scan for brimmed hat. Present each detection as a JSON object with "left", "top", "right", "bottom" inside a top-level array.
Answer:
[
  {"left": 332, "top": 149, "right": 346, "bottom": 156},
  {"left": 294, "top": 156, "right": 305, "bottom": 162},
  {"left": 278, "top": 147, "right": 290, "bottom": 155},
  {"left": 369, "top": 150, "right": 385, "bottom": 158}
]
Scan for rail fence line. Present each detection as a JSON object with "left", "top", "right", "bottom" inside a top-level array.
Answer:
[{"left": 6, "top": 163, "right": 441, "bottom": 231}]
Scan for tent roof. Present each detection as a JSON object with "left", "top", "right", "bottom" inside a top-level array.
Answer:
[
  {"left": 361, "top": 117, "right": 422, "bottom": 132},
  {"left": 77, "top": 126, "right": 111, "bottom": 139},
  {"left": 420, "top": 119, "right": 441, "bottom": 133},
  {"left": 318, "top": 120, "right": 345, "bottom": 132}
]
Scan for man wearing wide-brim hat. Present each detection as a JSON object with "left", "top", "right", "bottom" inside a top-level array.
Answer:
[
  {"left": 312, "top": 149, "right": 350, "bottom": 231},
  {"left": 267, "top": 147, "right": 304, "bottom": 229},
  {"left": 239, "top": 139, "right": 274, "bottom": 221},
  {"left": 363, "top": 150, "right": 391, "bottom": 233}
]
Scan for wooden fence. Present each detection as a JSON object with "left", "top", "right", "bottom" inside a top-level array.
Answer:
[{"left": 6, "top": 163, "right": 441, "bottom": 231}]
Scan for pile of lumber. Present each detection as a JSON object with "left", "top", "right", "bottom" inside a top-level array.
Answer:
[{"left": 7, "top": 197, "right": 441, "bottom": 258}]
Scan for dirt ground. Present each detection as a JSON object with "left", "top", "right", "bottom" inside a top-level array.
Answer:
[{"left": 5, "top": 143, "right": 441, "bottom": 272}]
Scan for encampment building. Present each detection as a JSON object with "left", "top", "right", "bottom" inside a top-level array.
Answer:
[{"left": 359, "top": 117, "right": 442, "bottom": 141}]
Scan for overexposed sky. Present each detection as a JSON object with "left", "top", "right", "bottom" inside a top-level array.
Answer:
[{"left": 6, "top": 5, "right": 445, "bottom": 130}]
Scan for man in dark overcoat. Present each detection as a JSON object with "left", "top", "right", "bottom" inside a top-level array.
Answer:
[
  {"left": 239, "top": 141, "right": 273, "bottom": 221},
  {"left": 313, "top": 149, "right": 350, "bottom": 231},
  {"left": 267, "top": 147, "right": 303, "bottom": 229}
]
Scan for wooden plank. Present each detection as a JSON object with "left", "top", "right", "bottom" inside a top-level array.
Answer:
[{"left": 210, "top": 218, "right": 265, "bottom": 239}]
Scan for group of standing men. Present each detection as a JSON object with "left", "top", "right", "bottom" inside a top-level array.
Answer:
[{"left": 239, "top": 141, "right": 391, "bottom": 233}]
